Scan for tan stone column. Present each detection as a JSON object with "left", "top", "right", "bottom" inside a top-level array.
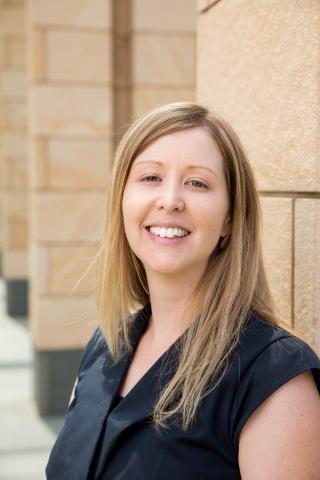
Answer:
[
  {"left": 27, "top": 0, "right": 113, "bottom": 414},
  {"left": 112, "top": 0, "right": 197, "bottom": 143},
  {"left": 197, "top": 0, "right": 320, "bottom": 352},
  {"left": 131, "top": 0, "right": 196, "bottom": 118},
  {"left": 0, "top": 0, "right": 28, "bottom": 316}
]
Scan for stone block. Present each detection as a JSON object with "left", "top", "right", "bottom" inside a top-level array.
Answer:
[
  {"left": 46, "top": 30, "right": 112, "bottom": 83},
  {"left": 32, "top": 192, "right": 105, "bottom": 242},
  {"left": 197, "top": 0, "right": 320, "bottom": 192},
  {"left": 7, "top": 220, "right": 28, "bottom": 248},
  {"left": 0, "top": 8, "right": 25, "bottom": 35},
  {"left": 132, "top": 86, "right": 195, "bottom": 118},
  {"left": 48, "top": 245, "right": 97, "bottom": 295},
  {"left": 260, "top": 196, "right": 293, "bottom": 324},
  {"left": 31, "top": 296, "right": 97, "bottom": 350},
  {"left": 29, "top": 243, "right": 48, "bottom": 294},
  {"left": 133, "top": 0, "right": 196, "bottom": 32},
  {"left": 0, "top": 39, "right": 4, "bottom": 66},
  {"left": 1, "top": 132, "right": 27, "bottom": 157},
  {"left": 2, "top": 158, "right": 28, "bottom": 188},
  {"left": 0, "top": 102, "right": 4, "bottom": 129},
  {"left": 294, "top": 199, "right": 320, "bottom": 352},
  {"left": 2, "top": 191, "right": 28, "bottom": 219},
  {"left": 3, "top": 37, "right": 26, "bottom": 67},
  {"left": 2, "top": 250, "right": 28, "bottom": 278},
  {"left": 33, "top": 245, "right": 97, "bottom": 295},
  {"left": 2, "top": 1, "right": 24, "bottom": 7},
  {"left": 29, "top": 138, "right": 48, "bottom": 189},
  {"left": 1, "top": 100, "right": 27, "bottom": 130},
  {"left": 30, "top": 0, "right": 112, "bottom": 29},
  {"left": 132, "top": 33, "right": 195, "bottom": 86},
  {"left": 29, "top": 29, "right": 46, "bottom": 82},
  {"left": 31, "top": 85, "right": 113, "bottom": 136},
  {"left": 113, "top": 33, "right": 131, "bottom": 88},
  {"left": 0, "top": 70, "right": 26, "bottom": 97},
  {"left": 47, "top": 139, "right": 112, "bottom": 189}
]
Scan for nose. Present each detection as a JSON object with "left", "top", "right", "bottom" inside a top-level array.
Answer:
[{"left": 155, "top": 181, "right": 185, "bottom": 212}]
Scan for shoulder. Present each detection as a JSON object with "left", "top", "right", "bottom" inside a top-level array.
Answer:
[
  {"left": 236, "top": 313, "right": 320, "bottom": 378},
  {"left": 230, "top": 313, "right": 320, "bottom": 450},
  {"left": 77, "top": 327, "right": 107, "bottom": 375},
  {"left": 238, "top": 364, "right": 320, "bottom": 478}
]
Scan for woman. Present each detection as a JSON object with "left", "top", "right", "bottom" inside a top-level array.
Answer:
[{"left": 46, "top": 102, "right": 320, "bottom": 479}]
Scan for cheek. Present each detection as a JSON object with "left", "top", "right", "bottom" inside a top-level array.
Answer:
[
  {"left": 122, "top": 187, "right": 144, "bottom": 234},
  {"left": 200, "top": 199, "right": 229, "bottom": 237}
]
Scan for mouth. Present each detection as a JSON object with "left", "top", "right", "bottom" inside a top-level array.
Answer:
[{"left": 145, "top": 226, "right": 191, "bottom": 239}]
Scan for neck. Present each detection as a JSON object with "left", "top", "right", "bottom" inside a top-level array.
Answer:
[{"left": 144, "top": 270, "right": 202, "bottom": 347}]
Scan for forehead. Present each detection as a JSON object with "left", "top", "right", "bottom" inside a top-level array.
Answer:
[{"left": 133, "top": 127, "right": 224, "bottom": 172}]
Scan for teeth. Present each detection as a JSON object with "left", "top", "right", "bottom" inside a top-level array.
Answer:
[{"left": 149, "top": 226, "right": 189, "bottom": 238}]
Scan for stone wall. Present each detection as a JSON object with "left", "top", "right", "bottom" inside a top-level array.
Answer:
[
  {"left": 27, "top": 0, "right": 113, "bottom": 413},
  {"left": 25, "top": 0, "right": 197, "bottom": 414},
  {"left": 0, "top": 0, "right": 28, "bottom": 316},
  {"left": 197, "top": 0, "right": 320, "bottom": 351}
]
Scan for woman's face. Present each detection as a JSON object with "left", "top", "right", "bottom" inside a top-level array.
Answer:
[{"left": 122, "top": 127, "right": 230, "bottom": 282}]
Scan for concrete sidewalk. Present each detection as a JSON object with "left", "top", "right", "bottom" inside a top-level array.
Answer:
[{"left": 0, "top": 280, "right": 64, "bottom": 480}]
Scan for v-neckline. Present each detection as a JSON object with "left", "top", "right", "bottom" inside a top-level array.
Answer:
[{"left": 116, "top": 303, "right": 189, "bottom": 400}]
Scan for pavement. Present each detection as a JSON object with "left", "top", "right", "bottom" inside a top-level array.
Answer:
[{"left": 0, "top": 280, "right": 64, "bottom": 480}]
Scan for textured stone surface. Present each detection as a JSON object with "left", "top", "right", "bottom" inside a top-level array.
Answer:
[
  {"left": 47, "top": 139, "right": 112, "bottom": 188},
  {"left": 30, "top": 0, "right": 112, "bottom": 28},
  {"left": 27, "top": 0, "right": 114, "bottom": 355},
  {"left": 47, "top": 30, "right": 112, "bottom": 83},
  {"left": 132, "top": 33, "right": 195, "bottom": 85},
  {"left": 294, "top": 199, "right": 320, "bottom": 352},
  {"left": 1, "top": 191, "right": 28, "bottom": 219},
  {"left": 29, "top": 28, "right": 45, "bottom": 81},
  {"left": 0, "top": 7, "right": 25, "bottom": 34},
  {"left": 1, "top": 100, "right": 26, "bottom": 129},
  {"left": 31, "top": 297, "right": 97, "bottom": 350},
  {"left": 35, "top": 245, "right": 97, "bottom": 295},
  {"left": 197, "top": 0, "right": 320, "bottom": 192},
  {"left": 1, "top": 158, "right": 28, "bottom": 188},
  {"left": 30, "top": 139, "right": 112, "bottom": 189},
  {"left": 132, "top": 86, "right": 195, "bottom": 118},
  {"left": 0, "top": 70, "right": 26, "bottom": 97},
  {"left": 133, "top": 0, "right": 196, "bottom": 32},
  {"left": 2, "top": 37, "right": 25, "bottom": 67},
  {"left": 2, "top": 250, "right": 28, "bottom": 278},
  {"left": 0, "top": 1, "right": 28, "bottom": 288},
  {"left": 260, "top": 197, "right": 293, "bottom": 324},
  {"left": 32, "top": 192, "right": 105, "bottom": 242},
  {"left": 6, "top": 221, "right": 28, "bottom": 248},
  {"left": 31, "top": 85, "right": 113, "bottom": 136},
  {"left": 50, "top": 246, "right": 96, "bottom": 294},
  {"left": 1, "top": 131, "right": 27, "bottom": 157}
]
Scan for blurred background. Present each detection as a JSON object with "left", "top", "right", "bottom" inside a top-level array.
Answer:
[{"left": 0, "top": 0, "right": 319, "bottom": 478}]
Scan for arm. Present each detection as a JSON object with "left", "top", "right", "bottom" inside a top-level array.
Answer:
[{"left": 239, "top": 371, "right": 320, "bottom": 479}]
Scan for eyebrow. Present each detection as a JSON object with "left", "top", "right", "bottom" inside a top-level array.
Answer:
[{"left": 132, "top": 160, "right": 217, "bottom": 176}]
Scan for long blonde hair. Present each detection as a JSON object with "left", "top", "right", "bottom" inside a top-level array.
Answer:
[{"left": 95, "top": 102, "right": 292, "bottom": 431}]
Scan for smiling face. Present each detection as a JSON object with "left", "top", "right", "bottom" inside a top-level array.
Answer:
[{"left": 122, "top": 127, "right": 231, "bottom": 283}]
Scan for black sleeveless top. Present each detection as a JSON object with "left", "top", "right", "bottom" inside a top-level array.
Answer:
[
  {"left": 89, "top": 394, "right": 124, "bottom": 478},
  {"left": 46, "top": 306, "right": 320, "bottom": 480}
]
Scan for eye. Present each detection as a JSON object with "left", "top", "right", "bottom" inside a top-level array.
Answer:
[
  {"left": 141, "top": 175, "right": 161, "bottom": 182},
  {"left": 187, "top": 179, "right": 208, "bottom": 189}
]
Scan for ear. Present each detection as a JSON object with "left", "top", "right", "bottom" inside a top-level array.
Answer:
[{"left": 221, "top": 214, "right": 232, "bottom": 237}]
